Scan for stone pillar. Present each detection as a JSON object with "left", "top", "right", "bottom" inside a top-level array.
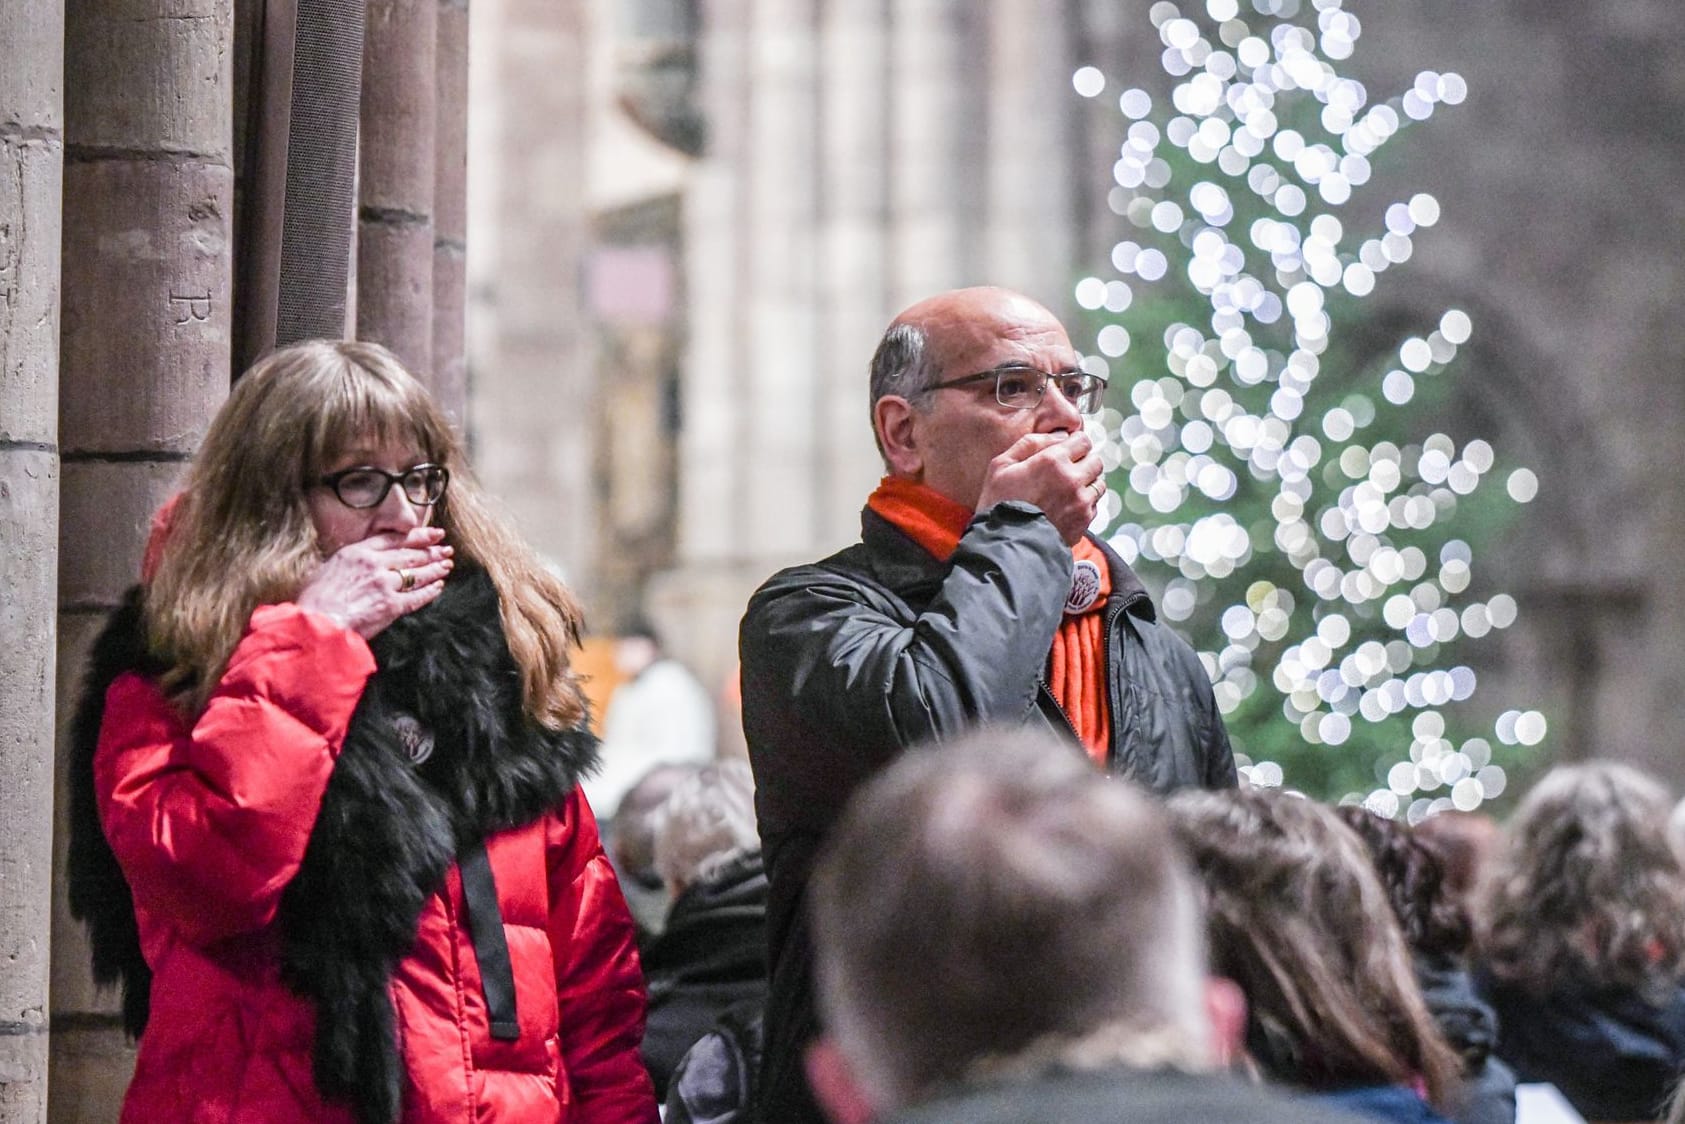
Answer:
[
  {"left": 235, "top": 0, "right": 369, "bottom": 369},
  {"left": 468, "top": 0, "right": 594, "bottom": 581},
  {"left": 53, "top": 0, "right": 233, "bottom": 1117},
  {"left": 985, "top": 0, "right": 1078, "bottom": 312},
  {"left": 888, "top": 0, "right": 973, "bottom": 306},
  {"left": 358, "top": 0, "right": 436, "bottom": 374},
  {"left": 432, "top": 0, "right": 471, "bottom": 422},
  {"left": 644, "top": 0, "right": 756, "bottom": 710},
  {"left": 0, "top": 0, "right": 64, "bottom": 1116},
  {"left": 815, "top": 0, "right": 892, "bottom": 544},
  {"left": 742, "top": 0, "right": 820, "bottom": 555},
  {"left": 675, "top": 0, "right": 749, "bottom": 569}
]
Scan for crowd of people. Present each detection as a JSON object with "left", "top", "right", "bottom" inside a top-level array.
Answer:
[
  {"left": 61, "top": 288, "right": 1685, "bottom": 1124},
  {"left": 602, "top": 737, "right": 1685, "bottom": 1124}
]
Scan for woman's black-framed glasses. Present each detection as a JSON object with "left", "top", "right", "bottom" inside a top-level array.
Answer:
[
  {"left": 317, "top": 464, "right": 450, "bottom": 509},
  {"left": 926, "top": 366, "right": 1108, "bottom": 415}
]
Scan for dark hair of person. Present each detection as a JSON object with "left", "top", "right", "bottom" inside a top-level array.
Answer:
[
  {"left": 1335, "top": 806, "right": 1472, "bottom": 958},
  {"left": 1412, "top": 810, "right": 1498, "bottom": 903},
  {"left": 1481, "top": 762, "right": 1685, "bottom": 995},
  {"left": 1168, "top": 787, "right": 1462, "bottom": 1110}
]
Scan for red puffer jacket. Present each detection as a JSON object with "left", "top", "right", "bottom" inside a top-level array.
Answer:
[{"left": 81, "top": 577, "right": 658, "bottom": 1124}]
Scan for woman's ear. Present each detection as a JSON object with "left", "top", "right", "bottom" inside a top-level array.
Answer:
[{"left": 873, "top": 396, "right": 924, "bottom": 479}]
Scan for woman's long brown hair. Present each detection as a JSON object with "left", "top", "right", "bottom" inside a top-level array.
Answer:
[
  {"left": 145, "top": 339, "right": 587, "bottom": 728},
  {"left": 1168, "top": 787, "right": 1463, "bottom": 1110}
]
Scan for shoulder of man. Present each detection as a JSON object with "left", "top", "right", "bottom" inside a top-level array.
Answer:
[{"left": 742, "top": 542, "right": 882, "bottom": 621}]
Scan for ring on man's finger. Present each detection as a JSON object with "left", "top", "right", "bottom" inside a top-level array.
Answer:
[
  {"left": 1090, "top": 479, "right": 1105, "bottom": 501},
  {"left": 396, "top": 567, "right": 416, "bottom": 592}
]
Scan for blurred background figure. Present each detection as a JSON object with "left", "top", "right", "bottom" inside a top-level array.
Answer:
[
  {"left": 1476, "top": 763, "right": 1685, "bottom": 1124},
  {"left": 1338, "top": 806, "right": 1516, "bottom": 1124},
  {"left": 1168, "top": 787, "right": 1463, "bottom": 1123},
  {"left": 1415, "top": 811, "right": 1503, "bottom": 926},
  {"left": 583, "top": 618, "right": 716, "bottom": 820},
  {"left": 803, "top": 727, "right": 1363, "bottom": 1124},
  {"left": 641, "top": 760, "right": 768, "bottom": 1105},
  {"left": 605, "top": 762, "right": 701, "bottom": 944}
]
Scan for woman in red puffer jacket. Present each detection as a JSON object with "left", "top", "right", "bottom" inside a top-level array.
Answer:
[{"left": 67, "top": 340, "right": 658, "bottom": 1124}]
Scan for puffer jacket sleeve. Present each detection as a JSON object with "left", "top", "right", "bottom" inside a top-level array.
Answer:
[
  {"left": 741, "top": 501, "right": 1072, "bottom": 785},
  {"left": 95, "top": 603, "right": 376, "bottom": 947},
  {"left": 547, "top": 789, "right": 659, "bottom": 1123}
]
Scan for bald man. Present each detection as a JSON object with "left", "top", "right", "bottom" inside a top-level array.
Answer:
[{"left": 738, "top": 287, "right": 1236, "bottom": 1123}]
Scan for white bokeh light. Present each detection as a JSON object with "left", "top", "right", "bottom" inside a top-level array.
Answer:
[{"left": 1081, "top": 0, "right": 1541, "bottom": 810}]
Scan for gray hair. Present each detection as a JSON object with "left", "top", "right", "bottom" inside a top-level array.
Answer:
[
  {"left": 652, "top": 759, "right": 759, "bottom": 892},
  {"left": 868, "top": 322, "right": 939, "bottom": 456},
  {"left": 811, "top": 727, "right": 1212, "bottom": 1110}
]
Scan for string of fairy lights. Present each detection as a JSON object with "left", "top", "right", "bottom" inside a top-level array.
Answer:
[{"left": 1073, "top": 0, "right": 1545, "bottom": 819}]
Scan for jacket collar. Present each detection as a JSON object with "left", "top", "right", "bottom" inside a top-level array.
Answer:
[{"left": 860, "top": 504, "right": 1157, "bottom": 622}]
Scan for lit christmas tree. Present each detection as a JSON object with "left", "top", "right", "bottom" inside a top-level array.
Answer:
[{"left": 1074, "top": 0, "right": 1546, "bottom": 817}]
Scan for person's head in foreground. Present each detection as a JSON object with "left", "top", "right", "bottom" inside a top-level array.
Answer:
[
  {"left": 1167, "top": 787, "right": 1462, "bottom": 1114},
  {"left": 146, "top": 337, "right": 584, "bottom": 723},
  {"left": 1482, "top": 761, "right": 1685, "bottom": 995},
  {"left": 805, "top": 727, "right": 1239, "bottom": 1123}
]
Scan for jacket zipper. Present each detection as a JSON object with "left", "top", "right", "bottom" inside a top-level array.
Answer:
[
  {"left": 1099, "top": 594, "right": 1139, "bottom": 768},
  {"left": 1040, "top": 591, "right": 1145, "bottom": 760},
  {"left": 1037, "top": 678, "right": 1082, "bottom": 744}
]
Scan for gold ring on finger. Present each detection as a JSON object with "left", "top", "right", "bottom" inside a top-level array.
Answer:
[{"left": 397, "top": 567, "right": 415, "bottom": 592}]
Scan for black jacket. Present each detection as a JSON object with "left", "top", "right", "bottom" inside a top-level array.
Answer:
[
  {"left": 1415, "top": 953, "right": 1515, "bottom": 1124},
  {"left": 1476, "top": 966, "right": 1685, "bottom": 1122},
  {"left": 738, "top": 501, "right": 1236, "bottom": 1123},
  {"left": 641, "top": 850, "right": 769, "bottom": 1101}
]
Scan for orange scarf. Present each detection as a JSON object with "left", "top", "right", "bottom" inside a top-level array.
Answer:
[{"left": 866, "top": 477, "right": 1112, "bottom": 763}]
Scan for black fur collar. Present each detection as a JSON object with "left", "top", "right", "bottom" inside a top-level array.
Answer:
[{"left": 68, "top": 569, "right": 598, "bottom": 1124}]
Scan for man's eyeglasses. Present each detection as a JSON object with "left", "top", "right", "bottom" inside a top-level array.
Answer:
[
  {"left": 316, "top": 464, "right": 450, "bottom": 509},
  {"left": 926, "top": 366, "right": 1108, "bottom": 415}
]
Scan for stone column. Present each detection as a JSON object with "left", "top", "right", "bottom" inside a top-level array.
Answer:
[
  {"left": 815, "top": 0, "right": 892, "bottom": 544},
  {"left": 643, "top": 0, "right": 757, "bottom": 710},
  {"left": 432, "top": 0, "right": 471, "bottom": 422},
  {"left": 888, "top": 0, "right": 973, "bottom": 306},
  {"left": 358, "top": 0, "right": 436, "bottom": 374},
  {"left": 675, "top": 0, "right": 750, "bottom": 568},
  {"left": 53, "top": 0, "right": 233, "bottom": 1117},
  {"left": 235, "top": 0, "right": 369, "bottom": 369},
  {"left": 0, "top": 0, "right": 64, "bottom": 1116},
  {"left": 468, "top": 0, "right": 594, "bottom": 580},
  {"left": 985, "top": 0, "right": 1078, "bottom": 312},
  {"left": 742, "top": 0, "right": 820, "bottom": 555}
]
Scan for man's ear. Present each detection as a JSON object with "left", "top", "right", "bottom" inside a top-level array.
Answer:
[
  {"left": 805, "top": 1035, "right": 879, "bottom": 1124},
  {"left": 1204, "top": 976, "right": 1248, "bottom": 1067},
  {"left": 873, "top": 395, "right": 924, "bottom": 478}
]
